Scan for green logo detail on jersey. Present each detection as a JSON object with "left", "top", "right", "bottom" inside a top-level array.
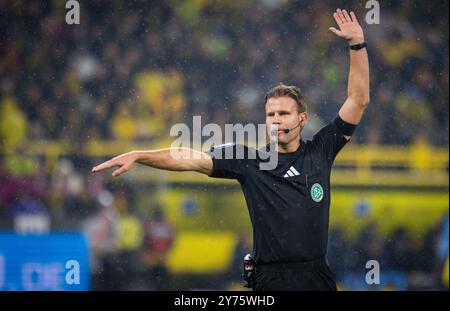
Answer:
[{"left": 311, "top": 183, "right": 324, "bottom": 203}]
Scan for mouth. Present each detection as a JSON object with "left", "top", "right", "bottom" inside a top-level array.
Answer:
[
  {"left": 270, "top": 125, "right": 285, "bottom": 131},
  {"left": 269, "top": 125, "right": 287, "bottom": 137},
  {"left": 269, "top": 130, "right": 286, "bottom": 140}
]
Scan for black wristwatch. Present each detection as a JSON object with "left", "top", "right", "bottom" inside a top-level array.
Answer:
[{"left": 349, "top": 41, "right": 367, "bottom": 51}]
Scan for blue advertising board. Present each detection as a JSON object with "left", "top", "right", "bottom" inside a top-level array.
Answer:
[{"left": 0, "top": 232, "right": 90, "bottom": 290}]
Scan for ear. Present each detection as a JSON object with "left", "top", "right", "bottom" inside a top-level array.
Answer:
[{"left": 299, "top": 111, "right": 308, "bottom": 128}]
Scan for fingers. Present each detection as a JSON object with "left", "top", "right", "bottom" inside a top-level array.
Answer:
[
  {"left": 92, "top": 153, "right": 134, "bottom": 177},
  {"left": 92, "top": 160, "right": 114, "bottom": 173},
  {"left": 333, "top": 12, "right": 343, "bottom": 26},
  {"left": 341, "top": 9, "right": 352, "bottom": 23},
  {"left": 92, "top": 159, "right": 129, "bottom": 177},
  {"left": 329, "top": 27, "right": 343, "bottom": 37},
  {"left": 112, "top": 164, "right": 129, "bottom": 177},
  {"left": 336, "top": 8, "right": 346, "bottom": 24},
  {"left": 350, "top": 11, "right": 358, "bottom": 24},
  {"left": 335, "top": 8, "right": 356, "bottom": 24}
]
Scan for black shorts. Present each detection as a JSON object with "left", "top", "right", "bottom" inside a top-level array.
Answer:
[{"left": 253, "top": 257, "right": 337, "bottom": 291}]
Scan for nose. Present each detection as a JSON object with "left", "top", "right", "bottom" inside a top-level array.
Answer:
[
  {"left": 269, "top": 122, "right": 281, "bottom": 135},
  {"left": 273, "top": 113, "right": 282, "bottom": 123}
]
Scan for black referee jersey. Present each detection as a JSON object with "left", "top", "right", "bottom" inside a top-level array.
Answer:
[{"left": 208, "top": 114, "right": 355, "bottom": 290}]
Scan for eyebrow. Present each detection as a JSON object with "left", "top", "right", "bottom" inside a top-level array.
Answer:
[{"left": 266, "top": 110, "right": 292, "bottom": 114}]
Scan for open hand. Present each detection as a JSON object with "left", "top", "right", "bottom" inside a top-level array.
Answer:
[{"left": 329, "top": 9, "right": 365, "bottom": 45}]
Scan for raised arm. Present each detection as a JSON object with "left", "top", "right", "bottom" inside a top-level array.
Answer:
[
  {"left": 92, "top": 148, "right": 213, "bottom": 177},
  {"left": 329, "top": 8, "right": 370, "bottom": 139}
]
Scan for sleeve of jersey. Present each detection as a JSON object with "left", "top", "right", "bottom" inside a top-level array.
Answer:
[
  {"left": 312, "top": 114, "right": 357, "bottom": 164},
  {"left": 207, "top": 143, "right": 248, "bottom": 180}
]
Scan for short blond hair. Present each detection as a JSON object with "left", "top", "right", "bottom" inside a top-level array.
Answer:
[{"left": 265, "top": 83, "right": 306, "bottom": 112}]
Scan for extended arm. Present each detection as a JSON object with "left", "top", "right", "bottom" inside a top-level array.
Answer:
[{"left": 92, "top": 148, "right": 213, "bottom": 177}]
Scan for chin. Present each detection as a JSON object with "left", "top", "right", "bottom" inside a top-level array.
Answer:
[{"left": 277, "top": 139, "right": 290, "bottom": 146}]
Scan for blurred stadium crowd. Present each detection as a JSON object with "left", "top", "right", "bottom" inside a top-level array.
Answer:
[
  {"left": 0, "top": 0, "right": 448, "bottom": 290},
  {"left": 1, "top": 0, "right": 448, "bottom": 146}
]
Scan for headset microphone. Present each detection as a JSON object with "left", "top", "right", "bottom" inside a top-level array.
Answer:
[{"left": 283, "top": 122, "right": 302, "bottom": 134}]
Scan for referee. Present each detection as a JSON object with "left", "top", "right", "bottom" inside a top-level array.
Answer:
[{"left": 92, "top": 8, "right": 369, "bottom": 291}]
